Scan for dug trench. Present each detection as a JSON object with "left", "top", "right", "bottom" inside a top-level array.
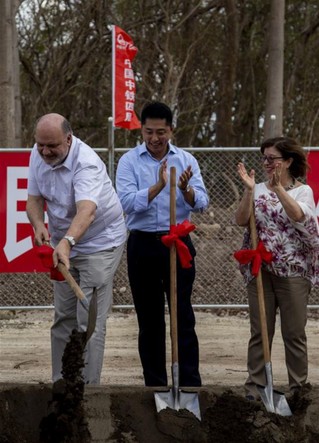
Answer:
[
  {"left": 0, "top": 380, "right": 318, "bottom": 442},
  {"left": 1, "top": 312, "right": 319, "bottom": 442}
]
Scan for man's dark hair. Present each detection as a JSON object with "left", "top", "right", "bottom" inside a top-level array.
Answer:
[
  {"left": 62, "top": 118, "right": 73, "bottom": 135},
  {"left": 141, "top": 102, "right": 173, "bottom": 126}
]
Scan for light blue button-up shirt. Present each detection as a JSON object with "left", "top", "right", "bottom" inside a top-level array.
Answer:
[
  {"left": 116, "top": 142, "right": 209, "bottom": 231},
  {"left": 28, "top": 136, "right": 127, "bottom": 255}
]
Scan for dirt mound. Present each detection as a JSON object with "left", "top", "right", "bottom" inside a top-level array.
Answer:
[
  {"left": 108, "top": 384, "right": 318, "bottom": 443},
  {"left": 0, "top": 383, "right": 318, "bottom": 442},
  {"left": 0, "top": 310, "right": 318, "bottom": 442}
]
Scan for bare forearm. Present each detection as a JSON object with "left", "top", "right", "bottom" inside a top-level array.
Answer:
[
  {"left": 274, "top": 187, "right": 305, "bottom": 222},
  {"left": 26, "top": 195, "right": 46, "bottom": 230},
  {"left": 235, "top": 189, "right": 253, "bottom": 226},
  {"left": 64, "top": 200, "right": 96, "bottom": 242},
  {"left": 53, "top": 200, "right": 97, "bottom": 268}
]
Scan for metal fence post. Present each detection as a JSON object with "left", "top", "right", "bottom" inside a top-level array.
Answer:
[{"left": 108, "top": 117, "right": 115, "bottom": 184}]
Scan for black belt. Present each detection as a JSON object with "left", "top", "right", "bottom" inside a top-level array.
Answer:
[{"left": 129, "top": 230, "right": 169, "bottom": 240}]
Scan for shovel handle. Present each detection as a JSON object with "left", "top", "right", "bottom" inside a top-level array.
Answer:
[
  {"left": 169, "top": 167, "right": 178, "bottom": 364},
  {"left": 57, "top": 262, "right": 86, "bottom": 301},
  {"left": 249, "top": 200, "right": 271, "bottom": 364}
]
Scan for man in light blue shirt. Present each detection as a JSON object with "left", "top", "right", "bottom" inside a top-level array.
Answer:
[
  {"left": 27, "top": 113, "right": 126, "bottom": 384},
  {"left": 116, "top": 102, "right": 209, "bottom": 387}
]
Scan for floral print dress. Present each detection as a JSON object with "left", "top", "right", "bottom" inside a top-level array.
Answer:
[{"left": 240, "top": 183, "right": 319, "bottom": 286}]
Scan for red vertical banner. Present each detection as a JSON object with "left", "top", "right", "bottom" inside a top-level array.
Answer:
[
  {"left": 112, "top": 25, "right": 140, "bottom": 130},
  {"left": 307, "top": 150, "right": 319, "bottom": 220}
]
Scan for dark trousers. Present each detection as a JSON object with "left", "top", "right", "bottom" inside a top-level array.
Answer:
[{"left": 127, "top": 231, "right": 201, "bottom": 387}]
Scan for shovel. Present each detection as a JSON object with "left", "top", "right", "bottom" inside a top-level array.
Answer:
[
  {"left": 249, "top": 202, "right": 292, "bottom": 416},
  {"left": 154, "top": 166, "right": 201, "bottom": 421},
  {"left": 40, "top": 240, "right": 97, "bottom": 342},
  {"left": 57, "top": 262, "right": 98, "bottom": 343}
]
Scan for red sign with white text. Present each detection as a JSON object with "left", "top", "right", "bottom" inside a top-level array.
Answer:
[
  {"left": 0, "top": 152, "right": 47, "bottom": 272},
  {"left": 307, "top": 151, "right": 319, "bottom": 220},
  {"left": 112, "top": 25, "right": 140, "bottom": 130},
  {"left": 1, "top": 150, "right": 318, "bottom": 273}
]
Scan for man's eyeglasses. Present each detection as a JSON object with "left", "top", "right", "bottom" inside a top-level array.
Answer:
[{"left": 260, "top": 155, "right": 283, "bottom": 164}]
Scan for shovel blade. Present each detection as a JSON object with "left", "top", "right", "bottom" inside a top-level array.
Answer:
[
  {"left": 257, "top": 385, "right": 292, "bottom": 416},
  {"left": 273, "top": 390, "right": 292, "bottom": 417},
  {"left": 154, "top": 389, "right": 175, "bottom": 411},
  {"left": 85, "top": 288, "right": 98, "bottom": 343},
  {"left": 257, "top": 381, "right": 275, "bottom": 414},
  {"left": 257, "top": 362, "right": 292, "bottom": 416},
  {"left": 154, "top": 389, "right": 201, "bottom": 420},
  {"left": 179, "top": 390, "right": 201, "bottom": 420}
]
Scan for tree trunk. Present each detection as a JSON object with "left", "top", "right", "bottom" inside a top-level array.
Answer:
[
  {"left": 12, "top": 0, "right": 21, "bottom": 147},
  {"left": 0, "top": 0, "right": 20, "bottom": 148},
  {"left": 215, "top": 0, "right": 239, "bottom": 147},
  {"left": 264, "top": 0, "right": 285, "bottom": 138}
]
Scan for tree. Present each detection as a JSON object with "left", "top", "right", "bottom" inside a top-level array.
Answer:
[
  {"left": 284, "top": 1, "right": 319, "bottom": 145},
  {"left": 0, "top": 0, "right": 21, "bottom": 148},
  {"left": 264, "top": 0, "right": 285, "bottom": 138},
  {"left": 215, "top": 0, "right": 239, "bottom": 147},
  {"left": 14, "top": 0, "right": 319, "bottom": 148}
]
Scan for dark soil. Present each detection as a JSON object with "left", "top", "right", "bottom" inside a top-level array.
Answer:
[
  {"left": 105, "top": 383, "right": 319, "bottom": 443},
  {"left": 39, "top": 329, "right": 91, "bottom": 443},
  {"left": 0, "top": 381, "right": 318, "bottom": 443}
]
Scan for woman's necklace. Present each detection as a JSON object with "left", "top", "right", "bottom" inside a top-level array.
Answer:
[
  {"left": 267, "top": 177, "right": 296, "bottom": 191},
  {"left": 283, "top": 177, "right": 296, "bottom": 191}
]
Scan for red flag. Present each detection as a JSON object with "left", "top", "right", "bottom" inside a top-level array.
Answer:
[{"left": 112, "top": 26, "right": 140, "bottom": 130}]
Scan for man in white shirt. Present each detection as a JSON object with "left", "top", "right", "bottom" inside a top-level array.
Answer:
[{"left": 27, "top": 113, "right": 126, "bottom": 384}]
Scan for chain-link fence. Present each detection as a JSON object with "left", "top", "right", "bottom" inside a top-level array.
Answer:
[{"left": 1, "top": 148, "right": 318, "bottom": 309}]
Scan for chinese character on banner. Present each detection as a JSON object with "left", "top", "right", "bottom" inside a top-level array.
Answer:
[
  {"left": 0, "top": 152, "right": 48, "bottom": 273},
  {"left": 112, "top": 25, "right": 141, "bottom": 130},
  {"left": 307, "top": 151, "right": 319, "bottom": 220}
]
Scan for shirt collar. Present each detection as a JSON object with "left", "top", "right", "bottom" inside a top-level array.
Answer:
[{"left": 138, "top": 141, "right": 177, "bottom": 159}]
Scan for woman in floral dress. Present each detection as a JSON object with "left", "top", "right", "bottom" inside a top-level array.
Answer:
[{"left": 235, "top": 136, "right": 319, "bottom": 399}]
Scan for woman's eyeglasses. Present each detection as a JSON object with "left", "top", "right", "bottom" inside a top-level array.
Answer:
[{"left": 260, "top": 155, "right": 283, "bottom": 164}]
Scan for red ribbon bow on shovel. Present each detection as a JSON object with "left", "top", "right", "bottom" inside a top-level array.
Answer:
[
  {"left": 35, "top": 244, "right": 65, "bottom": 281},
  {"left": 161, "top": 220, "right": 196, "bottom": 269},
  {"left": 234, "top": 240, "right": 273, "bottom": 277}
]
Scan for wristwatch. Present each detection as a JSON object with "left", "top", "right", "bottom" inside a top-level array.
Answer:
[
  {"left": 63, "top": 235, "right": 76, "bottom": 247},
  {"left": 181, "top": 184, "right": 191, "bottom": 193}
]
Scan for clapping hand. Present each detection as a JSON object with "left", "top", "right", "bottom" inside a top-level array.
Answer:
[
  {"left": 178, "top": 165, "right": 193, "bottom": 191},
  {"left": 268, "top": 163, "right": 282, "bottom": 189},
  {"left": 159, "top": 159, "right": 168, "bottom": 187},
  {"left": 237, "top": 162, "right": 255, "bottom": 191}
]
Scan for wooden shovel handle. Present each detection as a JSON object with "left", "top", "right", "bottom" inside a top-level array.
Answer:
[
  {"left": 57, "top": 262, "right": 86, "bottom": 301},
  {"left": 170, "top": 167, "right": 178, "bottom": 364},
  {"left": 249, "top": 200, "right": 271, "bottom": 363}
]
